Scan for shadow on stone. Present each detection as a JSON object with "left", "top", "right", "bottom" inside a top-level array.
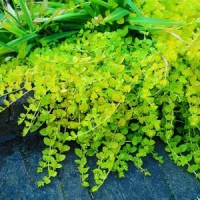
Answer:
[{"left": 0, "top": 134, "right": 199, "bottom": 200}]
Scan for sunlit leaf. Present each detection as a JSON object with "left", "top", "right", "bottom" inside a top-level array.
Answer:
[{"left": 103, "top": 7, "right": 130, "bottom": 23}]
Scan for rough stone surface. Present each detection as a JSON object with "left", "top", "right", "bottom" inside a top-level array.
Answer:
[
  {"left": 156, "top": 142, "right": 200, "bottom": 200},
  {"left": 9, "top": 92, "right": 32, "bottom": 136},
  {"left": 58, "top": 145, "right": 91, "bottom": 200},
  {"left": 0, "top": 93, "right": 32, "bottom": 143},
  {"left": 0, "top": 96, "right": 12, "bottom": 143},
  {"left": 0, "top": 135, "right": 199, "bottom": 200}
]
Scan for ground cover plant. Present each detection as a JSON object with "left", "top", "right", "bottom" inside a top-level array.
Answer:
[{"left": 0, "top": 0, "right": 199, "bottom": 192}]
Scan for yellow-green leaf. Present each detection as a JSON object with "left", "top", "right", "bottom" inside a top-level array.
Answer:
[{"left": 103, "top": 7, "right": 130, "bottom": 23}]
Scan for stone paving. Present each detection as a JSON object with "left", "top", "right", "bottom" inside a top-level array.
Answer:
[{"left": 0, "top": 133, "right": 199, "bottom": 200}]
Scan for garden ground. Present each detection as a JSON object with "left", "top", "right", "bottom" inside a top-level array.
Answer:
[{"left": 0, "top": 133, "right": 199, "bottom": 200}]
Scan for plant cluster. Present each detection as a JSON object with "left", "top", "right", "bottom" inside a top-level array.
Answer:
[
  {"left": 0, "top": 0, "right": 178, "bottom": 56},
  {"left": 0, "top": 0, "right": 199, "bottom": 193},
  {"left": 0, "top": 24, "right": 199, "bottom": 191}
]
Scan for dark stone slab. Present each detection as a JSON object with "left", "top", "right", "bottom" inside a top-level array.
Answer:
[
  {"left": 92, "top": 169, "right": 139, "bottom": 200},
  {"left": 17, "top": 134, "right": 65, "bottom": 200},
  {"left": 0, "top": 144, "right": 34, "bottom": 200},
  {"left": 9, "top": 92, "right": 32, "bottom": 136},
  {"left": 0, "top": 135, "right": 91, "bottom": 200},
  {"left": 89, "top": 141, "right": 200, "bottom": 200},
  {"left": 141, "top": 156, "right": 172, "bottom": 200},
  {"left": 0, "top": 136, "right": 199, "bottom": 200},
  {"left": 156, "top": 142, "right": 200, "bottom": 200},
  {"left": 58, "top": 144, "right": 92, "bottom": 200},
  {"left": 0, "top": 92, "right": 33, "bottom": 143},
  {"left": 0, "top": 96, "right": 12, "bottom": 143},
  {"left": 92, "top": 161, "right": 154, "bottom": 200},
  {"left": 87, "top": 153, "right": 167, "bottom": 200}
]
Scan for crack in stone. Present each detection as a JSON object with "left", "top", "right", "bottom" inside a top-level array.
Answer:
[
  {"left": 159, "top": 164, "right": 175, "bottom": 200},
  {"left": 58, "top": 181, "right": 68, "bottom": 200},
  {"left": 118, "top": 186, "right": 126, "bottom": 200},
  {"left": 88, "top": 188, "right": 94, "bottom": 200}
]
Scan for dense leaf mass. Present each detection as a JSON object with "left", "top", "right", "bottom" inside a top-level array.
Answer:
[
  {"left": 0, "top": 25, "right": 199, "bottom": 191},
  {"left": 0, "top": 0, "right": 199, "bottom": 192}
]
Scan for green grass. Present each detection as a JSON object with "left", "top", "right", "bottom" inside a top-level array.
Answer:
[{"left": 0, "top": 0, "right": 179, "bottom": 56}]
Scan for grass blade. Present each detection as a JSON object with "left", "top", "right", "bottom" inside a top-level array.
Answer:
[
  {"left": 128, "top": 25, "right": 163, "bottom": 31},
  {"left": 83, "top": 4, "right": 95, "bottom": 17},
  {"left": 0, "top": 41, "right": 17, "bottom": 51},
  {"left": 90, "top": 0, "right": 112, "bottom": 9},
  {"left": 0, "top": 41, "right": 17, "bottom": 55},
  {"left": 40, "top": 31, "right": 78, "bottom": 44},
  {"left": 18, "top": 0, "right": 34, "bottom": 32},
  {"left": 41, "top": 8, "right": 65, "bottom": 28},
  {"left": 0, "top": 31, "right": 13, "bottom": 43},
  {"left": 0, "top": 12, "right": 3, "bottom": 19},
  {"left": 0, "top": 33, "right": 39, "bottom": 55},
  {"left": 0, "top": 21, "right": 26, "bottom": 36},
  {"left": 2, "top": 1, "right": 20, "bottom": 24},
  {"left": 103, "top": 7, "right": 130, "bottom": 23},
  {"left": 0, "top": 47, "right": 15, "bottom": 55},
  {"left": 52, "top": 13, "right": 89, "bottom": 22},
  {"left": 1, "top": 3, "right": 21, "bottom": 26},
  {"left": 126, "top": 17, "right": 179, "bottom": 26},
  {"left": 125, "top": 0, "right": 143, "bottom": 16},
  {"left": 41, "top": 0, "right": 48, "bottom": 15},
  {"left": 47, "top": 2, "right": 65, "bottom": 8},
  {"left": 7, "top": 33, "right": 39, "bottom": 47}
]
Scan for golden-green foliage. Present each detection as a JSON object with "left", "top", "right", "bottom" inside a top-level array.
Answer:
[
  {"left": 0, "top": 24, "right": 199, "bottom": 191},
  {"left": 0, "top": 0, "right": 199, "bottom": 193}
]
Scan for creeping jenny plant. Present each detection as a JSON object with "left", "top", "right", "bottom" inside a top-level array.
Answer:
[
  {"left": 0, "top": 25, "right": 199, "bottom": 191},
  {"left": 0, "top": 0, "right": 200, "bottom": 193}
]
